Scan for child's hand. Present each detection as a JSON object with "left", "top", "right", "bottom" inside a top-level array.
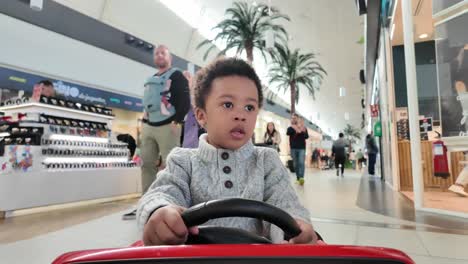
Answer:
[
  {"left": 289, "top": 219, "right": 318, "bottom": 244},
  {"left": 143, "top": 205, "right": 199, "bottom": 246}
]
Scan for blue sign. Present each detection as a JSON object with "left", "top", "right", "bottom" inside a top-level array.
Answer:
[{"left": 0, "top": 67, "right": 143, "bottom": 112}]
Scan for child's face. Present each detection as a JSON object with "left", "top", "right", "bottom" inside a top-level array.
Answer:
[{"left": 196, "top": 76, "right": 259, "bottom": 150}]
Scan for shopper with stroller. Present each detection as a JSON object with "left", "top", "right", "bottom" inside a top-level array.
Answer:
[{"left": 264, "top": 122, "right": 281, "bottom": 151}]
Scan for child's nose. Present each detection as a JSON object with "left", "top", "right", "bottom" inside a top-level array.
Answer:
[{"left": 233, "top": 108, "right": 247, "bottom": 121}]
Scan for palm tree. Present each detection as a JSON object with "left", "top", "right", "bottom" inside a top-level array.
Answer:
[
  {"left": 197, "top": 1, "right": 289, "bottom": 64},
  {"left": 268, "top": 44, "right": 326, "bottom": 114},
  {"left": 343, "top": 124, "right": 361, "bottom": 152}
]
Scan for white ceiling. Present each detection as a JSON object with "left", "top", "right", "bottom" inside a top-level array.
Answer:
[{"left": 53, "top": 0, "right": 364, "bottom": 137}]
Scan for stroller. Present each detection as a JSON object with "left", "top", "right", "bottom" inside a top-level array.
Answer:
[{"left": 320, "top": 155, "right": 332, "bottom": 170}]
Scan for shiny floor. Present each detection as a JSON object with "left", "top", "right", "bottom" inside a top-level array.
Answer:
[
  {"left": 402, "top": 191, "right": 468, "bottom": 214},
  {"left": 1, "top": 168, "right": 467, "bottom": 264}
]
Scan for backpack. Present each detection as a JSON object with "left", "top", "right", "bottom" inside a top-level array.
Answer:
[{"left": 143, "top": 68, "right": 178, "bottom": 123}]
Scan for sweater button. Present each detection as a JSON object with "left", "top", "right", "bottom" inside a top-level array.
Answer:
[
  {"left": 221, "top": 152, "right": 229, "bottom": 160},
  {"left": 224, "top": 180, "right": 233, "bottom": 189},
  {"left": 223, "top": 166, "right": 231, "bottom": 174}
]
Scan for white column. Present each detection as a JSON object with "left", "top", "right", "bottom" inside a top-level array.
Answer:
[{"left": 401, "top": 0, "right": 424, "bottom": 208}]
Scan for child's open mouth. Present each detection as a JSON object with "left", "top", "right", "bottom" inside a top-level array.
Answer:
[{"left": 230, "top": 126, "right": 246, "bottom": 140}]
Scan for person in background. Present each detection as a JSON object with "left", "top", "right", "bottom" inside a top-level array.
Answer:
[
  {"left": 117, "top": 133, "right": 137, "bottom": 160},
  {"left": 140, "top": 45, "right": 190, "bottom": 187},
  {"left": 31, "top": 80, "right": 56, "bottom": 102},
  {"left": 349, "top": 150, "right": 356, "bottom": 170},
  {"left": 287, "top": 114, "right": 309, "bottom": 185},
  {"left": 366, "top": 133, "right": 379, "bottom": 176},
  {"left": 332, "top": 133, "right": 347, "bottom": 176},
  {"left": 38, "top": 80, "right": 56, "bottom": 97},
  {"left": 356, "top": 149, "right": 364, "bottom": 170},
  {"left": 311, "top": 148, "right": 320, "bottom": 168},
  {"left": 320, "top": 151, "right": 330, "bottom": 170},
  {"left": 264, "top": 122, "right": 281, "bottom": 151},
  {"left": 181, "top": 71, "right": 205, "bottom": 148},
  {"left": 123, "top": 45, "right": 190, "bottom": 220}
]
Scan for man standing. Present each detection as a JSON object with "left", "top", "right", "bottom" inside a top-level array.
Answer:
[
  {"left": 366, "top": 133, "right": 379, "bottom": 176},
  {"left": 332, "top": 133, "right": 347, "bottom": 176},
  {"left": 123, "top": 45, "right": 190, "bottom": 220},
  {"left": 287, "top": 114, "right": 309, "bottom": 185}
]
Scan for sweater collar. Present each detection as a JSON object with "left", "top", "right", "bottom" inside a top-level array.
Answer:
[{"left": 197, "top": 134, "right": 255, "bottom": 163}]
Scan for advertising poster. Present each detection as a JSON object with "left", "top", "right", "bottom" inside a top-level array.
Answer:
[{"left": 436, "top": 14, "right": 468, "bottom": 137}]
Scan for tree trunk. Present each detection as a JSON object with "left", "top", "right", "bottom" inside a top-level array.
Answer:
[
  {"left": 290, "top": 81, "right": 296, "bottom": 114},
  {"left": 246, "top": 47, "right": 254, "bottom": 64}
]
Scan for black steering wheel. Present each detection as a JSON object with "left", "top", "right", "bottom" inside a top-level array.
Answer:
[{"left": 181, "top": 198, "right": 313, "bottom": 244}]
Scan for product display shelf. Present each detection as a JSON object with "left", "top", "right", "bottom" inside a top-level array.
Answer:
[{"left": 0, "top": 103, "right": 141, "bottom": 213}]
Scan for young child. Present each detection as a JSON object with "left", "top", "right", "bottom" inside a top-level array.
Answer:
[{"left": 137, "top": 58, "right": 316, "bottom": 246}]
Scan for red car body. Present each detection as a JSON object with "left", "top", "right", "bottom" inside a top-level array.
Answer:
[{"left": 53, "top": 244, "right": 415, "bottom": 264}]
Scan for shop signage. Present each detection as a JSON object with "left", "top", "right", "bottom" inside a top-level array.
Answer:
[
  {"left": 370, "top": 104, "right": 379, "bottom": 117},
  {"left": 0, "top": 67, "right": 143, "bottom": 112},
  {"left": 374, "top": 121, "right": 382, "bottom": 137},
  {"left": 419, "top": 117, "right": 433, "bottom": 133},
  {"left": 395, "top": 108, "right": 409, "bottom": 140}
]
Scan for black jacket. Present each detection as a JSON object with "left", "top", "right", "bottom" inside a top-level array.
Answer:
[{"left": 287, "top": 127, "right": 309, "bottom": 149}]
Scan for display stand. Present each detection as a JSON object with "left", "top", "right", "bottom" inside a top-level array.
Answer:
[{"left": 0, "top": 103, "right": 141, "bottom": 215}]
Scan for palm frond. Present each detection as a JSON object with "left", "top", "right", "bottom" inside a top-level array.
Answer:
[
  {"left": 196, "top": 1, "right": 289, "bottom": 63},
  {"left": 268, "top": 43, "right": 326, "bottom": 113}
]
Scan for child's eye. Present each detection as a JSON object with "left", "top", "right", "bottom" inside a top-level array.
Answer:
[
  {"left": 245, "top": 105, "right": 256, "bottom": 112},
  {"left": 223, "top": 102, "right": 233, "bottom": 109}
]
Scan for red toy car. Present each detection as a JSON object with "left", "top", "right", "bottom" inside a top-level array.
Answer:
[{"left": 53, "top": 199, "right": 415, "bottom": 264}]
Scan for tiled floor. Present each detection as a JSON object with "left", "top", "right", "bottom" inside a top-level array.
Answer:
[
  {"left": 402, "top": 190, "right": 468, "bottom": 214},
  {"left": 0, "top": 198, "right": 137, "bottom": 244},
  {"left": 0, "top": 168, "right": 467, "bottom": 264}
]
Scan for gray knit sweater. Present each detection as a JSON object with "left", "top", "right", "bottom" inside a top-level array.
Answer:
[{"left": 137, "top": 134, "right": 311, "bottom": 243}]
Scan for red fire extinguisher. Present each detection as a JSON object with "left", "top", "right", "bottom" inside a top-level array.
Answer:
[{"left": 433, "top": 134, "right": 450, "bottom": 178}]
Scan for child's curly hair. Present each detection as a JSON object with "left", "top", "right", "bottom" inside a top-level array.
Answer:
[{"left": 192, "top": 57, "right": 264, "bottom": 110}]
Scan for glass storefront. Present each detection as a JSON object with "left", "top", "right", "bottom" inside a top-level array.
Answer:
[{"left": 380, "top": 0, "right": 468, "bottom": 217}]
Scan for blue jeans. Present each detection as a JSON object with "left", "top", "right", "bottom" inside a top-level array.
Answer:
[
  {"left": 291, "top": 148, "right": 305, "bottom": 180},
  {"left": 368, "top": 153, "right": 377, "bottom": 175}
]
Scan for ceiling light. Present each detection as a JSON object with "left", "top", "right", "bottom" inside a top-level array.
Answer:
[
  {"left": 339, "top": 87, "right": 346, "bottom": 97},
  {"left": 419, "top": 33, "right": 428, "bottom": 39},
  {"left": 30, "top": 0, "right": 43, "bottom": 11},
  {"left": 390, "top": 23, "right": 395, "bottom": 40}
]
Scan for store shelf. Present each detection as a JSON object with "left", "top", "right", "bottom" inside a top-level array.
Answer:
[
  {"left": 0, "top": 167, "right": 141, "bottom": 211},
  {"left": 0, "top": 103, "right": 138, "bottom": 212},
  {"left": 0, "top": 102, "right": 114, "bottom": 123}
]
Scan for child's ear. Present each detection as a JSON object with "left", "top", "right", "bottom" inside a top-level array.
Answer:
[{"left": 195, "top": 107, "right": 207, "bottom": 128}]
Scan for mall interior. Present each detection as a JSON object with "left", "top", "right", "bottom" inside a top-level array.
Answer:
[{"left": 0, "top": 0, "right": 467, "bottom": 264}]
